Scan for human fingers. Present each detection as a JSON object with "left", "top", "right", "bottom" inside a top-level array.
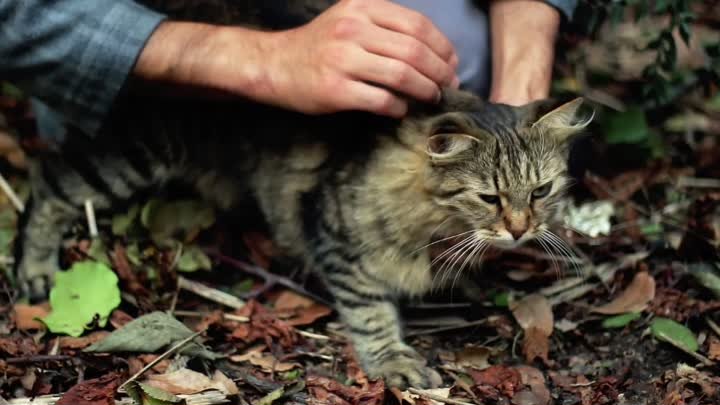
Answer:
[
  {"left": 367, "top": 1, "right": 456, "bottom": 64},
  {"left": 355, "top": 24, "right": 457, "bottom": 87},
  {"left": 334, "top": 79, "right": 408, "bottom": 117},
  {"left": 339, "top": 45, "right": 440, "bottom": 103}
]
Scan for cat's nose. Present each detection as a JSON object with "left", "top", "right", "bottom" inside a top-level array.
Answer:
[{"left": 509, "top": 227, "right": 527, "bottom": 240}]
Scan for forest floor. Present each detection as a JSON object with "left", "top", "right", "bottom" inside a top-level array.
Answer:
[{"left": 0, "top": 82, "right": 719, "bottom": 405}]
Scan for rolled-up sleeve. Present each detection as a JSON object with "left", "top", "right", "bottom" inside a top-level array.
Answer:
[
  {"left": 0, "top": 1, "right": 166, "bottom": 135},
  {"left": 543, "top": 0, "right": 578, "bottom": 20}
]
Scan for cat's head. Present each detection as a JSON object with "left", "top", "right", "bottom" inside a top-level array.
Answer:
[{"left": 406, "top": 89, "right": 593, "bottom": 249}]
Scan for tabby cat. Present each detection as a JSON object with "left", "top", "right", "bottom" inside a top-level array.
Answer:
[{"left": 16, "top": 87, "right": 591, "bottom": 388}]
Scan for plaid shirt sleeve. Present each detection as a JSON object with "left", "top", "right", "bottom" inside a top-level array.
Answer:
[
  {"left": 0, "top": 1, "right": 166, "bottom": 135},
  {"left": 543, "top": 0, "right": 578, "bottom": 20}
]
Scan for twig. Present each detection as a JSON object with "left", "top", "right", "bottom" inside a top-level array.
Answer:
[
  {"left": 207, "top": 250, "right": 332, "bottom": 307},
  {"left": 676, "top": 176, "right": 720, "bottom": 189},
  {"left": 84, "top": 199, "right": 98, "bottom": 238},
  {"left": 405, "top": 319, "right": 488, "bottom": 338},
  {"left": 0, "top": 171, "right": 24, "bottom": 212},
  {"left": 119, "top": 329, "right": 205, "bottom": 392},
  {"left": 706, "top": 317, "right": 720, "bottom": 338},
  {"left": 7, "top": 390, "right": 230, "bottom": 405},
  {"left": 173, "top": 310, "right": 330, "bottom": 340},
  {"left": 407, "top": 388, "right": 475, "bottom": 405},
  {"left": 440, "top": 368, "right": 479, "bottom": 402},
  {"left": 178, "top": 276, "right": 246, "bottom": 310},
  {"left": 6, "top": 355, "right": 73, "bottom": 364}
]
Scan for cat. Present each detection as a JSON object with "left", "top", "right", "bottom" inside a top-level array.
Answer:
[{"left": 15, "top": 87, "right": 591, "bottom": 388}]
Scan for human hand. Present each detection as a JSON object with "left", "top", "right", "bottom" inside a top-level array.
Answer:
[
  {"left": 135, "top": 0, "right": 459, "bottom": 117},
  {"left": 251, "top": 0, "right": 460, "bottom": 117}
]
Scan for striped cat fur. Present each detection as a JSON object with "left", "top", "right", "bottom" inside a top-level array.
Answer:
[{"left": 16, "top": 88, "right": 591, "bottom": 388}]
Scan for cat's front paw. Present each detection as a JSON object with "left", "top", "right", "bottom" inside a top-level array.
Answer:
[
  {"left": 369, "top": 351, "right": 442, "bottom": 389},
  {"left": 16, "top": 259, "right": 56, "bottom": 302}
]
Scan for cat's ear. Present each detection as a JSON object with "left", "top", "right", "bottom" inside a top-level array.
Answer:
[
  {"left": 426, "top": 133, "right": 476, "bottom": 162},
  {"left": 531, "top": 98, "right": 594, "bottom": 141}
]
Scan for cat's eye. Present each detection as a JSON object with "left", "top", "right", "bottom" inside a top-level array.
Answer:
[
  {"left": 479, "top": 194, "right": 500, "bottom": 205},
  {"left": 531, "top": 183, "right": 552, "bottom": 199}
]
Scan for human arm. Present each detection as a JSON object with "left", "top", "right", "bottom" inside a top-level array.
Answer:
[
  {"left": 0, "top": 0, "right": 166, "bottom": 135},
  {"left": 488, "top": 0, "right": 569, "bottom": 106},
  {"left": 134, "top": 0, "right": 459, "bottom": 118}
]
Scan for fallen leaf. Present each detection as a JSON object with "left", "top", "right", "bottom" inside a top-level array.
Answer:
[
  {"left": 144, "top": 368, "right": 239, "bottom": 396},
  {"left": 401, "top": 388, "right": 450, "bottom": 405},
  {"left": 515, "top": 366, "right": 550, "bottom": 405},
  {"left": 510, "top": 294, "right": 553, "bottom": 363},
  {"left": 56, "top": 373, "right": 120, "bottom": 405},
  {"left": 85, "top": 311, "right": 219, "bottom": 360},
  {"left": 455, "top": 346, "right": 491, "bottom": 370},
  {"left": 307, "top": 375, "right": 384, "bottom": 405},
  {"left": 59, "top": 331, "right": 111, "bottom": 349},
  {"left": 13, "top": 303, "right": 49, "bottom": 331},
  {"left": 592, "top": 272, "right": 656, "bottom": 314},
  {"left": 255, "top": 386, "right": 284, "bottom": 405},
  {"left": 601, "top": 312, "right": 642, "bottom": 329},
  {"left": 229, "top": 346, "right": 300, "bottom": 373},
  {"left": 563, "top": 200, "right": 615, "bottom": 237},
  {"left": 41, "top": 261, "right": 121, "bottom": 337},
  {"left": 708, "top": 335, "right": 720, "bottom": 361},
  {"left": 232, "top": 301, "right": 299, "bottom": 348},
  {"left": 126, "top": 381, "right": 182, "bottom": 405},
  {"left": 650, "top": 317, "right": 699, "bottom": 353},
  {"left": 469, "top": 365, "right": 522, "bottom": 399},
  {"left": 176, "top": 245, "right": 213, "bottom": 272},
  {"left": 274, "top": 290, "right": 316, "bottom": 311}
]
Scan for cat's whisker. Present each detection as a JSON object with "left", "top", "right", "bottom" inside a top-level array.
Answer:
[
  {"left": 536, "top": 233, "right": 562, "bottom": 280},
  {"left": 430, "top": 235, "right": 476, "bottom": 292},
  {"left": 541, "top": 230, "right": 581, "bottom": 278},
  {"left": 449, "top": 239, "right": 487, "bottom": 297},
  {"left": 438, "top": 234, "right": 480, "bottom": 288},
  {"left": 411, "top": 227, "right": 475, "bottom": 256}
]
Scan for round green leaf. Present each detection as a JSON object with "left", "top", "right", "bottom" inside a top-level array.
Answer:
[
  {"left": 603, "top": 107, "right": 650, "bottom": 145},
  {"left": 650, "top": 317, "right": 699, "bottom": 353},
  {"left": 41, "top": 261, "right": 121, "bottom": 337},
  {"left": 176, "top": 245, "right": 212, "bottom": 272}
]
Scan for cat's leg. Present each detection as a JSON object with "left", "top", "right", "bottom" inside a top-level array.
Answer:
[
  {"left": 15, "top": 195, "right": 79, "bottom": 300},
  {"left": 321, "top": 258, "right": 442, "bottom": 388}
]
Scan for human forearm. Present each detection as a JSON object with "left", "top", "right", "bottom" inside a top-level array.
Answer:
[{"left": 488, "top": 0, "right": 560, "bottom": 105}]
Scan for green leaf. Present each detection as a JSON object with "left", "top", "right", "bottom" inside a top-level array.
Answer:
[
  {"left": 84, "top": 311, "right": 219, "bottom": 360},
  {"left": 1, "top": 82, "right": 23, "bottom": 99},
  {"left": 650, "top": 317, "right": 699, "bottom": 353},
  {"left": 602, "top": 312, "right": 642, "bottom": 329},
  {"left": 688, "top": 262, "right": 720, "bottom": 299},
  {"left": 176, "top": 245, "right": 212, "bottom": 273},
  {"left": 125, "top": 381, "right": 183, "bottom": 405},
  {"left": 141, "top": 199, "right": 215, "bottom": 246},
  {"left": 41, "top": 261, "right": 121, "bottom": 337},
  {"left": 231, "top": 278, "right": 255, "bottom": 295},
  {"left": 255, "top": 387, "right": 284, "bottom": 405},
  {"left": 603, "top": 107, "right": 650, "bottom": 145},
  {"left": 112, "top": 203, "right": 140, "bottom": 236},
  {"left": 493, "top": 291, "right": 510, "bottom": 308}
]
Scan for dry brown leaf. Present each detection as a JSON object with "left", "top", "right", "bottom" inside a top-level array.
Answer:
[
  {"left": 286, "top": 304, "right": 333, "bottom": 327},
  {"left": 228, "top": 344, "right": 266, "bottom": 362},
  {"left": 469, "top": 365, "right": 522, "bottom": 400},
  {"left": 249, "top": 353, "right": 301, "bottom": 373},
  {"left": 13, "top": 303, "right": 49, "bottom": 331},
  {"left": 515, "top": 365, "right": 551, "bottom": 405},
  {"left": 708, "top": 335, "right": 720, "bottom": 361},
  {"left": 145, "top": 368, "right": 239, "bottom": 395},
  {"left": 591, "top": 271, "right": 656, "bottom": 314},
  {"left": 401, "top": 388, "right": 450, "bottom": 405},
  {"left": 59, "top": 331, "right": 111, "bottom": 349},
  {"left": 275, "top": 290, "right": 316, "bottom": 310},
  {"left": 511, "top": 294, "right": 554, "bottom": 336},
  {"left": 307, "top": 375, "right": 385, "bottom": 405},
  {"left": 56, "top": 373, "right": 120, "bottom": 405},
  {"left": 510, "top": 294, "right": 553, "bottom": 363},
  {"left": 455, "top": 346, "right": 491, "bottom": 370}
]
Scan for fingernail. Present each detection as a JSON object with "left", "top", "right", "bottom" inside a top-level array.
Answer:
[{"left": 434, "top": 89, "right": 442, "bottom": 104}]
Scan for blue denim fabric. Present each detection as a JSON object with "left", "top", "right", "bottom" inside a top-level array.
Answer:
[{"left": 0, "top": 1, "right": 166, "bottom": 138}]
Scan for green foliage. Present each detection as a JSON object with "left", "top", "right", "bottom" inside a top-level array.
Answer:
[
  {"left": 126, "top": 382, "right": 182, "bottom": 405},
  {"left": 176, "top": 245, "right": 212, "bottom": 272},
  {"left": 650, "top": 317, "right": 699, "bottom": 352},
  {"left": 41, "top": 261, "right": 121, "bottom": 337},
  {"left": 602, "top": 312, "right": 641, "bottom": 329},
  {"left": 579, "top": 0, "right": 719, "bottom": 108},
  {"left": 602, "top": 107, "right": 650, "bottom": 144}
]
